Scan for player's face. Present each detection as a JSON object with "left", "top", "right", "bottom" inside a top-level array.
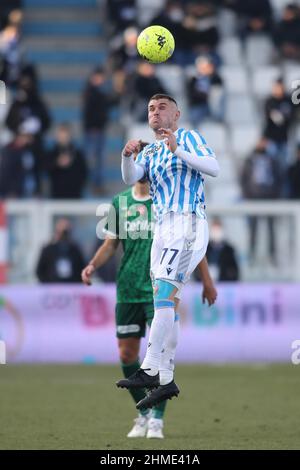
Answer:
[{"left": 148, "top": 99, "right": 179, "bottom": 132}]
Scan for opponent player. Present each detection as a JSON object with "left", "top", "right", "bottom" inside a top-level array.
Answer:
[
  {"left": 117, "top": 94, "right": 219, "bottom": 410},
  {"left": 82, "top": 142, "right": 217, "bottom": 437}
]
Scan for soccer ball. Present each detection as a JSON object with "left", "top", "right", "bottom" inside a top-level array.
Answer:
[{"left": 137, "top": 25, "right": 175, "bottom": 64}]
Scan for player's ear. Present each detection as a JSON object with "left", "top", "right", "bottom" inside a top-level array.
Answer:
[{"left": 175, "top": 109, "right": 180, "bottom": 122}]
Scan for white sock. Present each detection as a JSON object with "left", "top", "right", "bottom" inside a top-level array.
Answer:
[
  {"left": 159, "top": 318, "right": 179, "bottom": 385},
  {"left": 141, "top": 306, "right": 175, "bottom": 376}
]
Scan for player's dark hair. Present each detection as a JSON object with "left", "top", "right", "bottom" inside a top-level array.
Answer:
[{"left": 149, "top": 94, "right": 177, "bottom": 106}]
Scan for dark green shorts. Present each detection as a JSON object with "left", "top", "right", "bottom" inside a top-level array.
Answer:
[{"left": 115, "top": 302, "right": 155, "bottom": 338}]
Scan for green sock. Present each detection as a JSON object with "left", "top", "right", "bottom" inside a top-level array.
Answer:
[
  {"left": 121, "top": 360, "right": 150, "bottom": 416},
  {"left": 152, "top": 400, "right": 167, "bottom": 419}
]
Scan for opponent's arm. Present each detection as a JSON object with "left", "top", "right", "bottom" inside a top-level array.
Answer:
[
  {"left": 197, "top": 256, "right": 217, "bottom": 306},
  {"left": 81, "top": 237, "right": 119, "bottom": 285}
]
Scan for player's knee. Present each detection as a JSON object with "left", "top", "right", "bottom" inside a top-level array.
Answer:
[
  {"left": 154, "top": 279, "right": 177, "bottom": 309},
  {"left": 118, "top": 345, "right": 138, "bottom": 364}
]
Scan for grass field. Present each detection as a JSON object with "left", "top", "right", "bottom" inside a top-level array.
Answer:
[{"left": 0, "top": 364, "right": 299, "bottom": 450}]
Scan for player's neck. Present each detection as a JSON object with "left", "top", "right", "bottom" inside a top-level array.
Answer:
[{"left": 133, "top": 183, "right": 149, "bottom": 199}]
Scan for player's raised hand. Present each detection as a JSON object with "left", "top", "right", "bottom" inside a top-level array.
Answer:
[
  {"left": 81, "top": 264, "right": 95, "bottom": 286},
  {"left": 158, "top": 128, "right": 178, "bottom": 153},
  {"left": 122, "top": 140, "right": 141, "bottom": 157},
  {"left": 202, "top": 281, "right": 217, "bottom": 306}
]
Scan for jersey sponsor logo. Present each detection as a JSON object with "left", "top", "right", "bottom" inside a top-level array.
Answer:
[
  {"left": 117, "top": 324, "right": 140, "bottom": 334},
  {"left": 143, "top": 142, "right": 162, "bottom": 157},
  {"left": 124, "top": 220, "right": 154, "bottom": 232}
]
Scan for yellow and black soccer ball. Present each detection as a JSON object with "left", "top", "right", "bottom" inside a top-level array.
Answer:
[{"left": 137, "top": 25, "right": 175, "bottom": 64}]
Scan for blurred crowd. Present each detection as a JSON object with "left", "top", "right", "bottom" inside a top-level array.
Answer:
[
  {"left": 0, "top": 0, "right": 300, "bottom": 199},
  {"left": 1, "top": 0, "right": 300, "bottom": 280},
  {"left": 0, "top": 0, "right": 299, "bottom": 202}
]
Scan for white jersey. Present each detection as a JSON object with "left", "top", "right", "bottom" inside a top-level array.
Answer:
[{"left": 135, "top": 127, "right": 216, "bottom": 222}]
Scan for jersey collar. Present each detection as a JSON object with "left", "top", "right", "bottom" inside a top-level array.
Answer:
[{"left": 131, "top": 187, "right": 151, "bottom": 202}]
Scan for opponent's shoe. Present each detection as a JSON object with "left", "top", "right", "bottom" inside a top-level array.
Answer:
[
  {"left": 127, "top": 413, "right": 150, "bottom": 438},
  {"left": 116, "top": 368, "right": 159, "bottom": 389},
  {"left": 136, "top": 380, "right": 180, "bottom": 409},
  {"left": 146, "top": 417, "right": 164, "bottom": 439}
]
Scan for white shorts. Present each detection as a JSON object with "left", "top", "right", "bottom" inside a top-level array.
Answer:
[{"left": 150, "top": 212, "right": 209, "bottom": 297}]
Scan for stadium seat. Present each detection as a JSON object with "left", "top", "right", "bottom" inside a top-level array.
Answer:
[
  {"left": 155, "top": 65, "right": 185, "bottom": 97},
  {"left": 283, "top": 65, "right": 300, "bottom": 92},
  {"left": 270, "top": 0, "right": 292, "bottom": 18},
  {"left": 137, "top": 0, "right": 164, "bottom": 26},
  {"left": 293, "top": 123, "right": 300, "bottom": 143},
  {"left": 245, "top": 35, "right": 275, "bottom": 67},
  {"left": 252, "top": 66, "right": 282, "bottom": 98},
  {"left": 218, "top": 37, "right": 243, "bottom": 66},
  {"left": 198, "top": 122, "right": 228, "bottom": 155},
  {"left": 220, "top": 66, "right": 249, "bottom": 94},
  {"left": 217, "top": 8, "right": 237, "bottom": 38},
  {"left": 206, "top": 180, "right": 241, "bottom": 203},
  {"left": 127, "top": 124, "right": 154, "bottom": 143},
  {"left": 230, "top": 124, "right": 262, "bottom": 158},
  {"left": 225, "top": 95, "right": 257, "bottom": 125},
  {"left": 217, "top": 156, "right": 236, "bottom": 182}
]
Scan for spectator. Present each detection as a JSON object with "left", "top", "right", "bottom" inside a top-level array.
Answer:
[
  {"left": 0, "top": 124, "right": 40, "bottom": 198},
  {"left": 0, "top": 0, "right": 22, "bottom": 30},
  {"left": 274, "top": 3, "right": 300, "bottom": 60},
  {"left": 263, "top": 79, "right": 295, "bottom": 172},
  {"left": 127, "top": 62, "right": 167, "bottom": 122},
  {"left": 288, "top": 143, "right": 300, "bottom": 199},
  {"left": 5, "top": 71, "right": 51, "bottom": 145},
  {"left": 0, "top": 10, "right": 23, "bottom": 87},
  {"left": 106, "top": 0, "right": 137, "bottom": 38},
  {"left": 187, "top": 56, "right": 224, "bottom": 126},
  {"left": 110, "top": 26, "right": 139, "bottom": 73},
  {"left": 182, "top": 1, "right": 220, "bottom": 65},
  {"left": 222, "top": 0, "right": 273, "bottom": 40},
  {"left": 149, "top": 0, "right": 187, "bottom": 65},
  {"left": 109, "top": 27, "right": 139, "bottom": 96},
  {"left": 195, "top": 218, "right": 239, "bottom": 282},
  {"left": 82, "top": 67, "right": 116, "bottom": 193},
  {"left": 45, "top": 123, "right": 87, "bottom": 199},
  {"left": 36, "top": 218, "right": 85, "bottom": 283},
  {"left": 240, "top": 138, "right": 281, "bottom": 264}
]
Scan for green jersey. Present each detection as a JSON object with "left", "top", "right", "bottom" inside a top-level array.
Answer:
[{"left": 104, "top": 187, "right": 154, "bottom": 303}]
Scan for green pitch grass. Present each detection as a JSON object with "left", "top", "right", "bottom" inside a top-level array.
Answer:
[{"left": 0, "top": 364, "right": 299, "bottom": 450}]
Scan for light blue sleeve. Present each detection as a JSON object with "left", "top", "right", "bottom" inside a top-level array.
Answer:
[
  {"left": 135, "top": 149, "right": 149, "bottom": 176},
  {"left": 185, "top": 130, "right": 216, "bottom": 158}
]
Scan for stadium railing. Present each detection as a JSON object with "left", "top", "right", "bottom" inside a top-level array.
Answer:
[{"left": 5, "top": 200, "right": 300, "bottom": 283}]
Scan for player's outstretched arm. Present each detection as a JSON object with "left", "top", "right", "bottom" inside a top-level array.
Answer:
[
  {"left": 159, "top": 128, "right": 219, "bottom": 177},
  {"left": 197, "top": 256, "right": 217, "bottom": 306},
  {"left": 81, "top": 237, "right": 119, "bottom": 286},
  {"left": 121, "top": 140, "right": 146, "bottom": 185}
]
